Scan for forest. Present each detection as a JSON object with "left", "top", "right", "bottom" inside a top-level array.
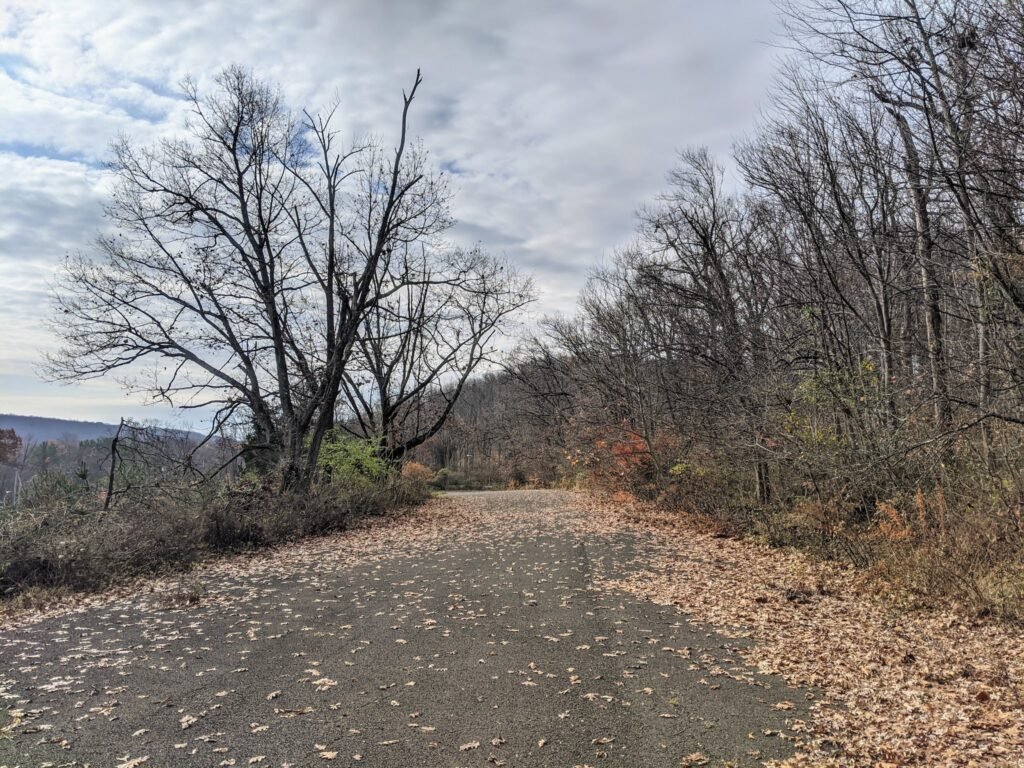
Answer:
[{"left": 418, "top": 0, "right": 1024, "bottom": 616}]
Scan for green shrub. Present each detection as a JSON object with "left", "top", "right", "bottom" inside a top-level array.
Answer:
[
  {"left": 432, "top": 467, "right": 452, "bottom": 489},
  {"left": 317, "top": 433, "right": 392, "bottom": 488}
]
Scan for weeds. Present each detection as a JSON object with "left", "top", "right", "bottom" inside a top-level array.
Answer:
[{"left": 0, "top": 469, "right": 430, "bottom": 606}]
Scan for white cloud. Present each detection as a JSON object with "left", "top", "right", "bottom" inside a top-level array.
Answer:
[{"left": 0, "top": 0, "right": 783, "bottom": 422}]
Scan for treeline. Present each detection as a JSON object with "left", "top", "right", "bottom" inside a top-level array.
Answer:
[
  {"left": 414, "top": 367, "right": 573, "bottom": 487},
  {"left": 0, "top": 432, "right": 113, "bottom": 508},
  {"left": 0, "top": 423, "right": 247, "bottom": 510},
  {"left": 422, "top": 0, "right": 1024, "bottom": 616}
]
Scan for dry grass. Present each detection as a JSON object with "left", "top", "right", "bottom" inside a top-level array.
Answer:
[{"left": 0, "top": 475, "right": 430, "bottom": 612}]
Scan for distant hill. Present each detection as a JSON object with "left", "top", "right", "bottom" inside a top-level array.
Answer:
[
  {"left": 0, "top": 414, "right": 121, "bottom": 443},
  {"left": 0, "top": 414, "right": 206, "bottom": 444}
]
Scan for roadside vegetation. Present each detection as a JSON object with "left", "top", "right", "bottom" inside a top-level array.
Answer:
[{"left": 0, "top": 430, "right": 432, "bottom": 614}]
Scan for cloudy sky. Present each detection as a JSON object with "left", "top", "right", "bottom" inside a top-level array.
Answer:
[{"left": 0, "top": 0, "right": 782, "bottom": 424}]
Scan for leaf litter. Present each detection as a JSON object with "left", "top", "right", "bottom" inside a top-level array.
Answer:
[{"left": 572, "top": 492, "right": 1024, "bottom": 767}]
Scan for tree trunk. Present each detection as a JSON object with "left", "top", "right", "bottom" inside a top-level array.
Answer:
[
  {"left": 892, "top": 110, "right": 951, "bottom": 431},
  {"left": 755, "top": 459, "right": 771, "bottom": 504}
]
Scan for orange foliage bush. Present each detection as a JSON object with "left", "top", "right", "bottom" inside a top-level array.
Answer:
[
  {"left": 871, "top": 501, "right": 912, "bottom": 542},
  {"left": 401, "top": 461, "right": 434, "bottom": 484},
  {"left": 586, "top": 430, "right": 655, "bottom": 496}
]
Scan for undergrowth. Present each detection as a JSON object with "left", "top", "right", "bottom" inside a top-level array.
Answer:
[
  {"left": 598, "top": 440, "right": 1024, "bottom": 621},
  {"left": 0, "top": 463, "right": 430, "bottom": 613}
]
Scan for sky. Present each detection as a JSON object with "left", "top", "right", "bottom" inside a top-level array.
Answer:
[{"left": 0, "top": 0, "right": 783, "bottom": 425}]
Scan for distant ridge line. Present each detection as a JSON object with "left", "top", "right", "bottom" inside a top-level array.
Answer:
[{"left": 0, "top": 414, "right": 202, "bottom": 443}]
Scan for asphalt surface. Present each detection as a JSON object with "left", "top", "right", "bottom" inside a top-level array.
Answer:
[{"left": 1, "top": 490, "right": 806, "bottom": 767}]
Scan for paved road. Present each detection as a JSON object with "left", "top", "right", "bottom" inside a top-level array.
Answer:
[{"left": 1, "top": 491, "right": 805, "bottom": 767}]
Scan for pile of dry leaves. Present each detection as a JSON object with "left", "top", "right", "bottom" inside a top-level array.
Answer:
[{"left": 574, "top": 493, "right": 1023, "bottom": 767}]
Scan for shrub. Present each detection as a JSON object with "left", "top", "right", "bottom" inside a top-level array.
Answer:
[
  {"left": 429, "top": 468, "right": 490, "bottom": 490},
  {"left": 0, "top": 461, "right": 430, "bottom": 604},
  {"left": 431, "top": 467, "right": 453, "bottom": 489},
  {"left": 15, "top": 471, "right": 95, "bottom": 512},
  {"left": 401, "top": 460, "right": 432, "bottom": 482},
  {"left": 401, "top": 461, "right": 434, "bottom": 492},
  {"left": 317, "top": 433, "right": 391, "bottom": 488},
  {"left": 650, "top": 446, "right": 1024, "bottom": 619},
  {"left": 0, "top": 491, "right": 207, "bottom": 595}
]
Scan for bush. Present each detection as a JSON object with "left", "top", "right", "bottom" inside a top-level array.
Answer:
[
  {"left": 203, "top": 472, "right": 427, "bottom": 549},
  {"left": 651, "top": 447, "right": 1024, "bottom": 619},
  {"left": 430, "top": 467, "right": 484, "bottom": 490},
  {"left": 401, "top": 461, "right": 434, "bottom": 494},
  {"left": 0, "top": 464, "right": 430, "bottom": 604},
  {"left": 0, "top": 491, "right": 207, "bottom": 594},
  {"left": 401, "top": 461, "right": 433, "bottom": 483},
  {"left": 431, "top": 467, "right": 453, "bottom": 489},
  {"left": 317, "top": 433, "right": 391, "bottom": 488},
  {"left": 15, "top": 471, "right": 97, "bottom": 512}
]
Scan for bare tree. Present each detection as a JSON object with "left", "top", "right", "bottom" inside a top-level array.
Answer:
[
  {"left": 338, "top": 246, "right": 533, "bottom": 462},
  {"left": 47, "top": 66, "right": 452, "bottom": 488}
]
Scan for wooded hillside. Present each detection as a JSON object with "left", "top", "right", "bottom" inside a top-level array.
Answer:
[{"left": 419, "top": 0, "right": 1024, "bottom": 617}]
